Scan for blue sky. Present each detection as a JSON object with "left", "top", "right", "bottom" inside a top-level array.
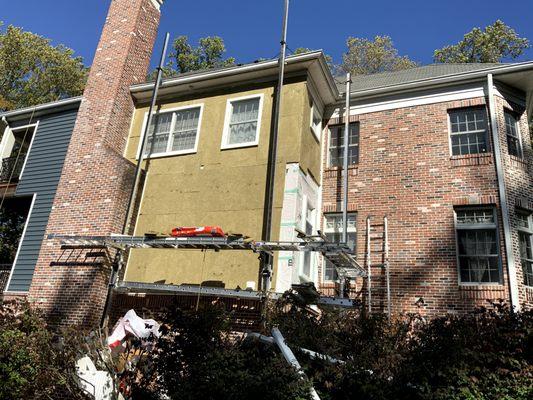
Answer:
[{"left": 3, "top": 0, "right": 532, "bottom": 69}]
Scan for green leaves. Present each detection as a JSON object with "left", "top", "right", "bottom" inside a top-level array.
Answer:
[
  {"left": 154, "top": 35, "right": 235, "bottom": 79},
  {"left": 0, "top": 23, "right": 88, "bottom": 111},
  {"left": 340, "top": 35, "right": 418, "bottom": 76},
  {"left": 434, "top": 20, "right": 530, "bottom": 63}
]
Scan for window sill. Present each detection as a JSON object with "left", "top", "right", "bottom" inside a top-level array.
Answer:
[
  {"left": 220, "top": 141, "right": 259, "bottom": 150},
  {"left": 450, "top": 153, "right": 493, "bottom": 167},
  {"left": 137, "top": 148, "right": 197, "bottom": 160},
  {"left": 458, "top": 284, "right": 505, "bottom": 300}
]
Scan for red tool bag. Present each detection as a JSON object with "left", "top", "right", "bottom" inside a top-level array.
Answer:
[{"left": 171, "top": 226, "right": 225, "bottom": 238}]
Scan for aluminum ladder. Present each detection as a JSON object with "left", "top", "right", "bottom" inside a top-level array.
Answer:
[{"left": 365, "top": 216, "right": 391, "bottom": 319}]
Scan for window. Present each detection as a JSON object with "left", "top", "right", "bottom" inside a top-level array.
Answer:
[
  {"left": 517, "top": 211, "right": 533, "bottom": 287},
  {"left": 323, "top": 213, "right": 356, "bottom": 281},
  {"left": 221, "top": 95, "right": 263, "bottom": 149},
  {"left": 455, "top": 208, "right": 501, "bottom": 284},
  {"left": 310, "top": 103, "right": 322, "bottom": 140},
  {"left": 301, "top": 204, "right": 315, "bottom": 279},
  {"left": 504, "top": 111, "right": 522, "bottom": 158},
  {"left": 328, "top": 122, "right": 359, "bottom": 167},
  {"left": 449, "top": 108, "right": 489, "bottom": 156},
  {"left": 143, "top": 106, "right": 202, "bottom": 157}
]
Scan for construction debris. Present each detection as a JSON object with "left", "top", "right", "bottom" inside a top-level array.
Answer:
[{"left": 107, "top": 309, "right": 160, "bottom": 349}]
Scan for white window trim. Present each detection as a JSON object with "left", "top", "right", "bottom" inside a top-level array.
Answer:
[
  {"left": 136, "top": 103, "right": 204, "bottom": 160},
  {"left": 220, "top": 93, "right": 264, "bottom": 150},
  {"left": 0, "top": 122, "right": 39, "bottom": 182},
  {"left": 310, "top": 102, "right": 322, "bottom": 141},
  {"left": 299, "top": 194, "right": 316, "bottom": 282},
  {"left": 322, "top": 212, "right": 357, "bottom": 282},
  {"left": 447, "top": 107, "right": 490, "bottom": 157},
  {"left": 3, "top": 193, "right": 37, "bottom": 294}
]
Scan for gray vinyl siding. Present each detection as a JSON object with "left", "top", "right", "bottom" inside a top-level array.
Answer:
[{"left": 7, "top": 107, "right": 78, "bottom": 292}]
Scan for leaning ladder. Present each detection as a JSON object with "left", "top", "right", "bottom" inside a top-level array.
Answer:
[{"left": 365, "top": 216, "right": 391, "bottom": 319}]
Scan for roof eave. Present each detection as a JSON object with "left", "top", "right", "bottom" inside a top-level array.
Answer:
[
  {"left": 0, "top": 96, "right": 83, "bottom": 121},
  {"left": 130, "top": 51, "right": 339, "bottom": 105}
]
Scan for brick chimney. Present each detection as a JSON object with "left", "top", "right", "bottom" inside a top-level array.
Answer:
[{"left": 28, "top": 0, "right": 163, "bottom": 327}]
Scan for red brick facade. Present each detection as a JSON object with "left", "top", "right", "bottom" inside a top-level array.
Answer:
[
  {"left": 319, "top": 89, "right": 533, "bottom": 315},
  {"left": 27, "top": 0, "right": 161, "bottom": 327}
]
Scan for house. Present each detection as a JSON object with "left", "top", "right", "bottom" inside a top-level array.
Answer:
[{"left": 0, "top": 0, "right": 532, "bottom": 327}]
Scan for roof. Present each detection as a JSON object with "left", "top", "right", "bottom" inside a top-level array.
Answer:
[
  {"left": 130, "top": 51, "right": 339, "bottom": 105},
  {"left": 0, "top": 96, "right": 82, "bottom": 121},
  {"left": 337, "top": 64, "right": 503, "bottom": 93}
]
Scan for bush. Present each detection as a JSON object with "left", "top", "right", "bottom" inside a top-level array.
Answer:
[
  {"left": 0, "top": 300, "right": 87, "bottom": 400},
  {"left": 128, "top": 305, "right": 312, "bottom": 400},
  {"left": 268, "top": 299, "right": 533, "bottom": 400}
]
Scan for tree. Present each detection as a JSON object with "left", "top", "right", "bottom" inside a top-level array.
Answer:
[
  {"left": 434, "top": 20, "right": 530, "bottom": 63},
  {"left": 340, "top": 36, "right": 417, "bottom": 76},
  {"left": 0, "top": 23, "right": 88, "bottom": 111},
  {"left": 158, "top": 35, "right": 235, "bottom": 78},
  {"left": 0, "top": 206, "right": 25, "bottom": 264}
]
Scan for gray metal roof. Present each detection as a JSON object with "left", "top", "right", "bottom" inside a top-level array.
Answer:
[{"left": 338, "top": 63, "right": 504, "bottom": 93}]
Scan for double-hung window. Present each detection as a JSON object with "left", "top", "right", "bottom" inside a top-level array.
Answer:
[
  {"left": 328, "top": 122, "right": 360, "bottom": 167},
  {"left": 449, "top": 108, "right": 489, "bottom": 156},
  {"left": 323, "top": 213, "right": 356, "bottom": 281},
  {"left": 143, "top": 106, "right": 202, "bottom": 157},
  {"left": 517, "top": 211, "right": 533, "bottom": 287},
  {"left": 455, "top": 208, "right": 501, "bottom": 284},
  {"left": 222, "top": 95, "right": 263, "bottom": 149},
  {"left": 504, "top": 110, "right": 522, "bottom": 158}
]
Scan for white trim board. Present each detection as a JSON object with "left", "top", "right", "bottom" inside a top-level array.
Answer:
[{"left": 330, "top": 86, "right": 486, "bottom": 118}]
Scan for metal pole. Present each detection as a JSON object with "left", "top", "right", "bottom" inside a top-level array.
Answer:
[
  {"left": 342, "top": 73, "right": 351, "bottom": 243},
  {"left": 486, "top": 74, "right": 519, "bottom": 311},
  {"left": 366, "top": 216, "right": 372, "bottom": 314},
  {"left": 384, "top": 216, "right": 391, "bottom": 320},
  {"left": 261, "top": 0, "right": 289, "bottom": 292},
  {"left": 339, "top": 73, "right": 351, "bottom": 298},
  {"left": 122, "top": 32, "right": 170, "bottom": 235},
  {"left": 272, "top": 327, "right": 321, "bottom": 400}
]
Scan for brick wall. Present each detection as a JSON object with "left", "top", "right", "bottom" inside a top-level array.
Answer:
[
  {"left": 494, "top": 91, "right": 533, "bottom": 308},
  {"left": 319, "top": 93, "right": 532, "bottom": 316},
  {"left": 27, "top": 0, "right": 161, "bottom": 327}
]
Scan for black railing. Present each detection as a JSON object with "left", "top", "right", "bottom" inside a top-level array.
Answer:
[
  {"left": 0, "top": 264, "right": 12, "bottom": 294},
  {"left": 0, "top": 154, "right": 26, "bottom": 183}
]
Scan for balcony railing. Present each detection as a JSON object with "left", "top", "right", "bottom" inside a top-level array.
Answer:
[
  {"left": 0, "top": 264, "right": 11, "bottom": 294},
  {"left": 0, "top": 154, "right": 26, "bottom": 183}
]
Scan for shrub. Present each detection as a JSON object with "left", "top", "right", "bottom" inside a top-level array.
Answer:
[{"left": 0, "top": 300, "right": 87, "bottom": 400}]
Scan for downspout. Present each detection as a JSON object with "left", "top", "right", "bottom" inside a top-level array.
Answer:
[{"left": 486, "top": 73, "right": 520, "bottom": 311}]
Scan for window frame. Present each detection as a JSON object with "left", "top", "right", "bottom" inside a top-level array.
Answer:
[
  {"left": 454, "top": 207, "right": 503, "bottom": 285},
  {"left": 504, "top": 109, "right": 523, "bottom": 158},
  {"left": 327, "top": 121, "right": 360, "bottom": 168},
  {"left": 322, "top": 212, "right": 357, "bottom": 282},
  {"left": 136, "top": 104, "right": 204, "bottom": 160},
  {"left": 220, "top": 93, "right": 264, "bottom": 150},
  {"left": 517, "top": 210, "right": 533, "bottom": 287},
  {"left": 310, "top": 102, "right": 322, "bottom": 141},
  {"left": 447, "top": 107, "right": 490, "bottom": 157},
  {"left": 299, "top": 195, "right": 316, "bottom": 282}
]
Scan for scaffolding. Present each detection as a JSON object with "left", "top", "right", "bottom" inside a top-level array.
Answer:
[{"left": 48, "top": 232, "right": 366, "bottom": 308}]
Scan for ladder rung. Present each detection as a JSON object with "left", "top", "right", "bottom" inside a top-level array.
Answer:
[
  {"left": 370, "top": 224, "right": 384, "bottom": 227},
  {"left": 369, "top": 263, "right": 386, "bottom": 268}
]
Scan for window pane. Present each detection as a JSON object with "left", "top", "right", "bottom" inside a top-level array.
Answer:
[
  {"left": 517, "top": 213, "right": 530, "bottom": 229},
  {"left": 449, "top": 108, "right": 488, "bottom": 155},
  {"left": 328, "top": 123, "right": 359, "bottom": 167},
  {"left": 456, "top": 209, "right": 494, "bottom": 225},
  {"left": 228, "top": 98, "right": 260, "bottom": 145},
  {"left": 145, "top": 113, "right": 172, "bottom": 155},
  {"left": 171, "top": 107, "right": 201, "bottom": 152}
]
